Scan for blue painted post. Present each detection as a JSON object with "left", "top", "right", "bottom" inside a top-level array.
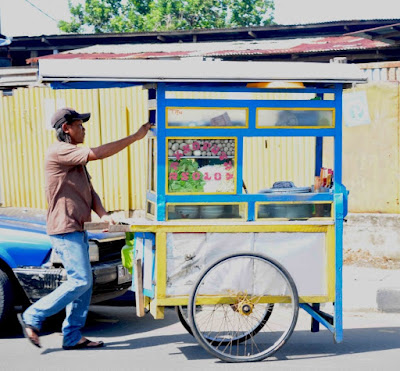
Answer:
[
  {"left": 333, "top": 84, "right": 344, "bottom": 343},
  {"left": 315, "top": 137, "right": 323, "bottom": 176},
  {"left": 156, "top": 83, "right": 167, "bottom": 221}
]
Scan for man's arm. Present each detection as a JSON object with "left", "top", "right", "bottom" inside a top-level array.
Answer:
[
  {"left": 91, "top": 188, "right": 107, "bottom": 219},
  {"left": 87, "top": 122, "right": 152, "bottom": 161}
]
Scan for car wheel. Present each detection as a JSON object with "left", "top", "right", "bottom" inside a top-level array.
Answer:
[{"left": 0, "top": 269, "right": 14, "bottom": 329}]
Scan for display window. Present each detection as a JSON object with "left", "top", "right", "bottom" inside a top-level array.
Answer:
[
  {"left": 146, "top": 201, "right": 156, "bottom": 219},
  {"left": 166, "top": 137, "right": 237, "bottom": 194},
  {"left": 148, "top": 137, "right": 157, "bottom": 193},
  {"left": 256, "top": 108, "right": 334, "bottom": 128},
  {"left": 256, "top": 202, "right": 333, "bottom": 220},
  {"left": 166, "top": 203, "right": 247, "bottom": 220},
  {"left": 166, "top": 107, "right": 248, "bottom": 128}
]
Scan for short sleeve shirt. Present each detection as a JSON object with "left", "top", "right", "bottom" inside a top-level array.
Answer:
[{"left": 45, "top": 141, "right": 92, "bottom": 235}]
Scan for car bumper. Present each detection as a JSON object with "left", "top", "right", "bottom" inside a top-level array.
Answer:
[{"left": 13, "top": 259, "right": 132, "bottom": 304}]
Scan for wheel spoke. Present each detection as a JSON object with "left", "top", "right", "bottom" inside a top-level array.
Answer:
[{"left": 189, "top": 253, "right": 299, "bottom": 362}]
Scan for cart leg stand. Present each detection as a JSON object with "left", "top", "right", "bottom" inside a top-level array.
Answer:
[
  {"left": 334, "top": 192, "right": 344, "bottom": 343},
  {"left": 311, "top": 303, "right": 320, "bottom": 332},
  {"left": 134, "top": 258, "right": 145, "bottom": 317}
]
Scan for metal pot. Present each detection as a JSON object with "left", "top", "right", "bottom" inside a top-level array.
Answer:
[
  {"left": 258, "top": 181, "right": 311, "bottom": 194},
  {"left": 258, "top": 181, "right": 312, "bottom": 219}
]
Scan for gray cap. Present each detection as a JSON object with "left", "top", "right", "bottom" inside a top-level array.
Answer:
[{"left": 51, "top": 107, "right": 91, "bottom": 129}]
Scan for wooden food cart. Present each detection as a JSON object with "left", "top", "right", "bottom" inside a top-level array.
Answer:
[{"left": 40, "top": 59, "right": 367, "bottom": 362}]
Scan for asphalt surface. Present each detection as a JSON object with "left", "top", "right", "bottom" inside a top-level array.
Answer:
[
  {"left": 1, "top": 306, "right": 400, "bottom": 371},
  {"left": 1, "top": 264, "right": 400, "bottom": 370},
  {"left": 343, "top": 265, "right": 400, "bottom": 312}
]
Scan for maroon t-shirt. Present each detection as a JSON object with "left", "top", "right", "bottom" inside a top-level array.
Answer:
[{"left": 45, "top": 141, "right": 92, "bottom": 235}]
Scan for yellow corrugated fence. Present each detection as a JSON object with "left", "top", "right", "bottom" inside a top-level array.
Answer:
[
  {"left": 1, "top": 83, "right": 398, "bottom": 213},
  {"left": 0, "top": 86, "right": 148, "bottom": 212}
]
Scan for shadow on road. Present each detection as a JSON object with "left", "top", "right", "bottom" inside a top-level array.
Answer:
[
  {"left": 4, "top": 305, "right": 400, "bottom": 362},
  {"left": 178, "top": 325, "right": 400, "bottom": 362}
]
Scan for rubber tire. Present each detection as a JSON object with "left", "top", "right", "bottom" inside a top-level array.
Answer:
[
  {"left": 175, "top": 306, "right": 193, "bottom": 335},
  {"left": 176, "top": 303, "right": 274, "bottom": 345},
  {"left": 0, "top": 269, "right": 14, "bottom": 330},
  {"left": 188, "top": 252, "right": 299, "bottom": 363}
]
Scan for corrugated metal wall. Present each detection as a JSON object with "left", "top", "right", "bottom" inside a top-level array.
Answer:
[
  {"left": 342, "top": 81, "right": 400, "bottom": 213},
  {"left": 3, "top": 83, "right": 397, "bottom": 214},
  {"left": 0, "top": 86, "right": 148, "bottom": 212}
]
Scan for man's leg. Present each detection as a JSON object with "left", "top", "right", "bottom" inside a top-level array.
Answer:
[
  {"left": 61, "top": 232, "right": 93, "bottom": 347},
  {"left": 22, "top": 231, "right": 92, "bottom": 345}
]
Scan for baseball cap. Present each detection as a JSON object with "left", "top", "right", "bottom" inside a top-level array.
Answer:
[{"left": 51, "top": 107, "right": 91, "bottom": 129}]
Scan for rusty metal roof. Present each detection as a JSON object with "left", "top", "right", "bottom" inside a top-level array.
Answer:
[
  {"left": 33, "top": 36, "right": 389, "bottom": 63},
  {"left": 344, "top": 22, "right": 400, "bottom": 45}
]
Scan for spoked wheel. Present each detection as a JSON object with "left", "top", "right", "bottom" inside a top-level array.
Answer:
[
  {"left": 188, "top": 252, "right": 299, "bottom": 363},
  {"left": 176, "top": 303, "right": 274, "bottom": 344}
]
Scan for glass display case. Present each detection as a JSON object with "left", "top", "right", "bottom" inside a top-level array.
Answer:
[{"left": 146, "top": 84, "right": 341, "bottom": 223}]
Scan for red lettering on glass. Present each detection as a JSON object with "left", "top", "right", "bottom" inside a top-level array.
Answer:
[
  {"left": 204, "top": 172, "right": 212, "bottom": 181},
  {"left": 211, "top": 145, "right": 220, "bottom": 155},
  {"left": 181, "top": 172, "right": 189, "bottom": 181},
  {"left": 226, "top": 173, "right": 234, "bottom": 180},
  {"left": 202, "top": 142, "right": 211, "bottom": 151},
  {"left": 214, "top": 172, "right": 222, "bottom": 181},
  {"left": 175, "top": 151, "right": 183, "bottom": 160},
  {"left": 183, "top": 144, "right": 191, "bottom": 154},
  {"left": 224, "top": 161, "right": 233, "bottom": 170},
  {"left": 192, "top": 172, "right": 201, "bottom": 181},
  {"left": 171, "top": 109, "right": 183, "bottom": 115},
  {"left": 219, "top": 151, "right": 228, "bottom": 160},
  {"left": 169, "top": 172, "right": 178, "bottom": 180},
  {"left": 192, "top": 141, "right": 200, "bottom": 151},
  {"left": 170, "top": 162, "right": 179, "bottom": 170}
]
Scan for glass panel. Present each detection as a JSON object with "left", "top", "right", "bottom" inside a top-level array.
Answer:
[
  {"left": 166, "top": 107, "right": 247, "bottom": 128},
  {"left": 148, "top": 137, "right": 156, "bottom": 192},
  {"left": 167, "top": 203, "right": 246, "bottom": 220},
  {"left": 167, "top": 138, "right": 236, "bottom": 194},
  {"left": 146, "top": 201, "right": 156, "bottom": 216},
  {"left": 257, "top": 108, "right": 334, "bottom": 127},
  {"left": 257, "top": 203, "right": 332, "bottom": 219},
  {"left": 166, "top": 91, "right": 334, "bottom": 101},
  {"left": 243, "top": 137, "right": 316, "bottom": 193}
]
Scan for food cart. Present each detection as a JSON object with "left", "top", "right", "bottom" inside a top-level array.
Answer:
[{"left": 40, "top": 59, "right": 367, "bottom": 362}]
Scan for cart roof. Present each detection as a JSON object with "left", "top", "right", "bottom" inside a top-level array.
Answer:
[{"left": 39, "top": 59, "right": 367, "bottom": 85}]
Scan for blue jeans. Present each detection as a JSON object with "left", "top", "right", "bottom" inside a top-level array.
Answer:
[{"left": 23, "top": 231, "right": 93, "bottom": 347}]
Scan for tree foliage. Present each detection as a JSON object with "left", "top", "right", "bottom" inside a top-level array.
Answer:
[{"left": 58, "top": 0, "right": 275, "bottom": 33}]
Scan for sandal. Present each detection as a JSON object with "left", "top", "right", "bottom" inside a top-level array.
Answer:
[
  {"left": 63, "top": 339, "right": 104, "bottom": 350},
  {"left": 17, "top": 313, "right": 41, "bottom": 348}
]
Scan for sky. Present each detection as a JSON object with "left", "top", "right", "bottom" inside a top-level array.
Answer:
[{"left": 1, "top": 0, "right": 400, "bottom": 37}]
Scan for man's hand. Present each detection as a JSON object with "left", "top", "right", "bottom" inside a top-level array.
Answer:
[
  {"left": 100, "top": 214, "right": 116, "bottom": 232},
  {"left": 133, "top": 122, "right": 153, "bottom": 141},
  {"left": 101, "top": 214, "right": 116, "bottom": 225}
]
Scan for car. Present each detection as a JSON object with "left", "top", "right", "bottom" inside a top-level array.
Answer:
[{"left": 0, "top": 207, "right": 132, "bottom": 330}]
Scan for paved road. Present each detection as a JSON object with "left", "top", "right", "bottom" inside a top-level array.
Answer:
[{"left": 1, "top": 305, "right": 400, "bottom": 371}]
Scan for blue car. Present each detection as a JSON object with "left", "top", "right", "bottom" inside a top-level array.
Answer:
[{"left": 0, "top": 208, "right": 132, "bottom": 328}]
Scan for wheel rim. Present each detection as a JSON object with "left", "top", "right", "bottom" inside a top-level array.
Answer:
[
  {"left": 189, "top": 253, "right": 299, "bottom": 362},
  {"left": 176, "top": 303, "right": 273, "bottom": 344}
]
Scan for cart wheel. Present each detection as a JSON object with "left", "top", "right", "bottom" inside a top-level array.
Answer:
[
  {"left": 175, "top": 306, "right": 193, "bottom": 335},
  {"left": 188, "top": 252, "right": 299, "bottom": 363},
  {"left": 176, "top": 303, "right": 274, "bottom": 344}
]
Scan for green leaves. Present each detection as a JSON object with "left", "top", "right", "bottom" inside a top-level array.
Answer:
[
  {"left": 168, "top": 158, "right": 205, "bottom": 193},
  {"left": 58, "top": 0, "right": 275, "bottom": 33}
]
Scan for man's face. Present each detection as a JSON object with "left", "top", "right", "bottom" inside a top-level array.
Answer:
[{"left": 63, "top": 120, "right": 86, "bottom": 144}]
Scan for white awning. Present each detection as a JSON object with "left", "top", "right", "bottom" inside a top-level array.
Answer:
[{"left": 39, "top": 59, "right": 367, "bottom": 84}]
